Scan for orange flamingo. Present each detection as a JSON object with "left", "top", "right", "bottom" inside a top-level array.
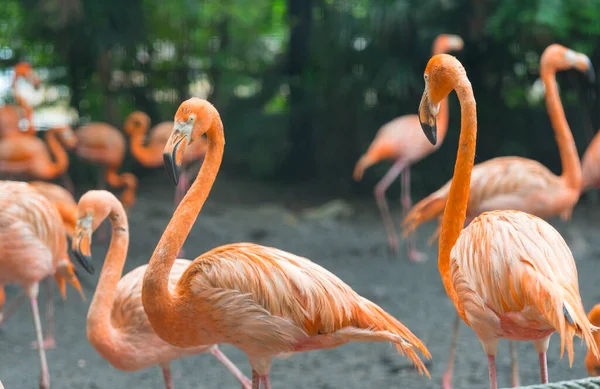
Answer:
[
  {"left": 0, "top": 62, "right": 40, "bottom": 138},
  {"left": 581, "top": 130, "right": 600, "bottom": 193},
  {"left": 124, "top": 111, "right": 207, "bottom": 207},
  {"left": 141, "top": 98, "right": 431, "bottom": 389},
  {"left": 417, "top": 53, "right": 598, "bottom": 389},
  {"left": 0, "top": 180, "right": 83, "bottom": 335},
  {"left": 0, "top": 125, "right": 77, "bottom": 181},
  {"left": 71, "top": 190, "right": 252, "bottom": 389},
  {"left": 0, "top": 181, "right": 85, "bottom": 388},
  {"left": 585, "top": 305, "right": 600, "bottom": 376},
  {"left": 403, "top": 44, "right": 594, "bottom": 389},
  {"left": 353, "top": 34, "right": 463, "bottom": 261},
  {"left": 75, "top": 121, "right": 137, "bottom": 209}
]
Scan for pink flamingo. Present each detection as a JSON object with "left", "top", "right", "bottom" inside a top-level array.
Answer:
[{"left": 353, "top": 34, "right": 463, "bottom": 261}]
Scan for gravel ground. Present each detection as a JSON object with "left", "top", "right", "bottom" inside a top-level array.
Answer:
[{"left": 0, "top": 173, "right": 599, "bottom": 389}]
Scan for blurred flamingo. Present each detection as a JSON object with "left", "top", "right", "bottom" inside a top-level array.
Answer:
[
  {"left": 353, "top": 34, "right": 464, "bottom": 261},
  {"left": 124, "top": 111, "right": 207, "bottom": 207},
  {"left": 0, "top": 125, "right": 77, "bottom": 181},
  {"left": 72, "top": 190, "right": 252, "bottom": 389},
  {"left": 74, "top": 120, "right": 138, "bottom": 210},
  {"left": 0, "top": 181, "right": 86, "bottom": 389},
  {"left": 0, "top": 62, "right": 40, "bottom": 138},
  {"left": 581, "top": 130, "right": 600, "bottom": 193},
  {"left": 403, "top": 45, "right": 594, "bottom": 388},
  {"left": 585, "top": 304, "right": 600, "bottom": 376},
  {"left": 141, "top": 98, "right": 431, "bottom": 389},
  {"left": 417, "top": 53, "right": 598, "bottom": 389},
  {"left": 0, "top": 180, "right": 83, "bottom": 335}
]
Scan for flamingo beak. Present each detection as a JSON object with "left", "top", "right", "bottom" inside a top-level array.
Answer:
[
  {"left": 72, "top": 227, "right": 94, "bottom": 274},
  {"left": 163, "top": 128, "right": 187, "bottom": 186},
  {"left": 418, "top": 90, "right": 438, "bottom": 146}
]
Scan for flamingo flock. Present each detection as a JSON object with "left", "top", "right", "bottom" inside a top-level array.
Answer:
[{"left": 1, "top": 36, "right": 600, "bottom": 389}]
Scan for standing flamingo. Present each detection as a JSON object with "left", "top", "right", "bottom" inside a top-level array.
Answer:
[
  {"left": 0, "top": 181, "right": 85, "bottom": 388},
  {"left": 402, "top": 44, "right": 594, "bottom": 389},
  {"left": 0, "top": 125, "right": 77, "bottom": 181},
  {"left": 585, "top": 305, "right": 600, "bottom": 377},
  {"left": 124, "top": 111, "right": 207, "bottom": 207},
  {"left": 74, "top": 121, "right": 137, "bottom": 209},
  {"left": 581, "top": 130, "right": 600, "bottom": 193},
  {"left": 417, "top": 53, "right": 598, "bottom": 389},
  {"left": 71, "top": 190, "right": 251, "bottom": 389},
  {"left": 0, "top": 62, "right": 40, "bottom": 138},
  {"left": 353, "top": 34, "right": 463, "bottom": 261},
  {"left": 0, "top": 180, "right": 83, "bottom": 335},
  {"left": 141, "top": 98, "right": 431, "bottom": 389}
]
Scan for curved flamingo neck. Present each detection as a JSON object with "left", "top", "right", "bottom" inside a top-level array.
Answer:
[
  {"left": 435, "top": 97, "right": 450, "bottom": 144},
  {"left": 129, "top": 131, "right": 161, "bottom": 167},
  {"left": 44, "top": 130, "right": 69, "bottom": 177},
  {"left": 541, "top": 70, "right": 582, "bottom": 191},
  {"left": 438, "top": 77, "right": 477, "bottom": 322},
  {"left": 86, "top": 195, "right": 129, "bottom": 357},
  {"left": 142, "top": 111, "right": 224, "bottom": 345}
]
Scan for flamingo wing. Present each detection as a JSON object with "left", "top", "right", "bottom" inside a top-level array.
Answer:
[{"left": 451, "top": 210, "right": 597, "bottom": 364}]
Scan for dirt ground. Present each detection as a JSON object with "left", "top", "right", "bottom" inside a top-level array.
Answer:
[{"left": 1, "top": 173, "right": 599, "bottom": 389}]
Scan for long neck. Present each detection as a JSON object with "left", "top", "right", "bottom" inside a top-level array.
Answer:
[
  {"left": 142, "top": 116, "right": 224, "bottom": 341},
  {"left": 86, "top": 199, "right": 129, "bottom": 356},
  {"left": 44, "top": 130, "right": 69, "bottom": 177},
  {"left": 438, "top": 79, "right": 477, "bottom": 321},
  {"left": 129, "top": 131, "right": 161, "bottom": 167},
  {"left": 541, "top": 71, "right": 582, "bottom": 190}
]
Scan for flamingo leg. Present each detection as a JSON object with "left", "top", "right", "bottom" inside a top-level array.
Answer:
[
  {"left": 210, "top": 346, "right": 252, "bottom": 389},
  {"left": 442, "top": 314, "right": 461, "bottom": 389},
  {"left": 510, "top": 341, "right": 520, "bottom": 387},
  {"left": 487, "top": 355, "right": 498, "bottom": 389},
  {"left": 374, "top": 159, "right": 406, "bottom": 255},
  {"left": 160, "top": 362, "right": 174, "bottom": 389},
  {"left": 533, "top": 336, "right": 550, "bottom": 384},
  {"left": 261, "top": 375, "right": 272, "bottom": 389},
  {"left": 31, "top": 278, "right": 56, "bottom": 349},
  {"left": 251, "top": 370, "right": 260, "bottom": 389},
  {"left": 28, "top": 287, "right": 50, "bottom": 389},
  {"left": 402, "top": 168, "right": 426, "bottom": 262}
]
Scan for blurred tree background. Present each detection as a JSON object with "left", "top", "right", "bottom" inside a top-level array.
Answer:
[{"left": 1, "top": 0, "right": 600, "bottom": 197}]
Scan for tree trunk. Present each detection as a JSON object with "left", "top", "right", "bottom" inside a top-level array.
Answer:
[{"left": 286, "top": 0, "right": 314, "bottom": 180}]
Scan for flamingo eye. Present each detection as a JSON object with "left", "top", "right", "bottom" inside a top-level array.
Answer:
[
  {"left": 424, "top": 74, "right": 429, "bottom": 81},
  {"left": 188, "top": 116, "right": 195, "bottom": 123}
]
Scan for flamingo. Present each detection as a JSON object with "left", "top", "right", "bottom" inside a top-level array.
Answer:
[
  {"left": 403, "top": 43, "right": 595, "bottom": 389},
  {"left": 124, "top": 111, "right": 207, "bottom": 208},
  {"left": 0, "top": 125, "right": 77, "bottom": 181},
  {"left": 141, "top": 98, "right": 431, "bottom": 389},
  {"left": 581, "top": 130, "right": 600, "bottom": 193},
  {"left": 352, "top": 33, "right": 463, "bottom": 261},
  {"left": 585, "top": 304, "right": 600, "bottom": 376},
  {"left": 0, "top": 180, "right": 83, "bottom": 337},
  {"left": 70, "top": 190, "right": 252, "bottom": 389},
  {"left": 417, "top": 53, "right": 599, "bottom": 389},
  {"left": 0, "top": 181, "right": 86, "bottom": 388},
  {"left": 74, "top": 120, "right": 137, "bottom": 210},
  {"left": 0, "top": 62, "right": 40, "bottom": 138}
]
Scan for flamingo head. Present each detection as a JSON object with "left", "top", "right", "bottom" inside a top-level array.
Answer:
[
  {"left": 419, "top": 54, "right": 466, "bottom": 145},
  {"left": 54, "top": 125, "right": 77, "bottom": 149},
  {"left": 432, "top": 34, "right": 464, "bottom": 55},
  {"left": 541, "top": 44, "right": 595, "bottom": 82},
  {"left": 14, "top": 62, "right": 41, "bottom": 89},
  {"left": 164, "top": 97, "right": 218, "bottom": 185},
  {"left": 124, "top": 111, "right": 150, "bottom": 136}
]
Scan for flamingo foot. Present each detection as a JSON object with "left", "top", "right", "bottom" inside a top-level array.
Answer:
[
  {"left": 31, "top": 336, "right": 56, "bottom": 350},
  {"left": 407, "top": 249, "right": 427, "bottom": 263},
  {"left": 441, "top": 370, "right": 453, "bottom": 389}
]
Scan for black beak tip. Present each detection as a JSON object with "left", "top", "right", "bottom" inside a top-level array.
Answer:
[
  {"left": 420, "top": 122, "right": 438, "bottom": 146},
  {"left": 73, "top": 250, "right": 94, "bottom": 275},
  {"left": 163, "top": 152, "right": 180, "bottom": 186},
  {"left": 587, "top": 67, "right": 596, "bottom": 83}
]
